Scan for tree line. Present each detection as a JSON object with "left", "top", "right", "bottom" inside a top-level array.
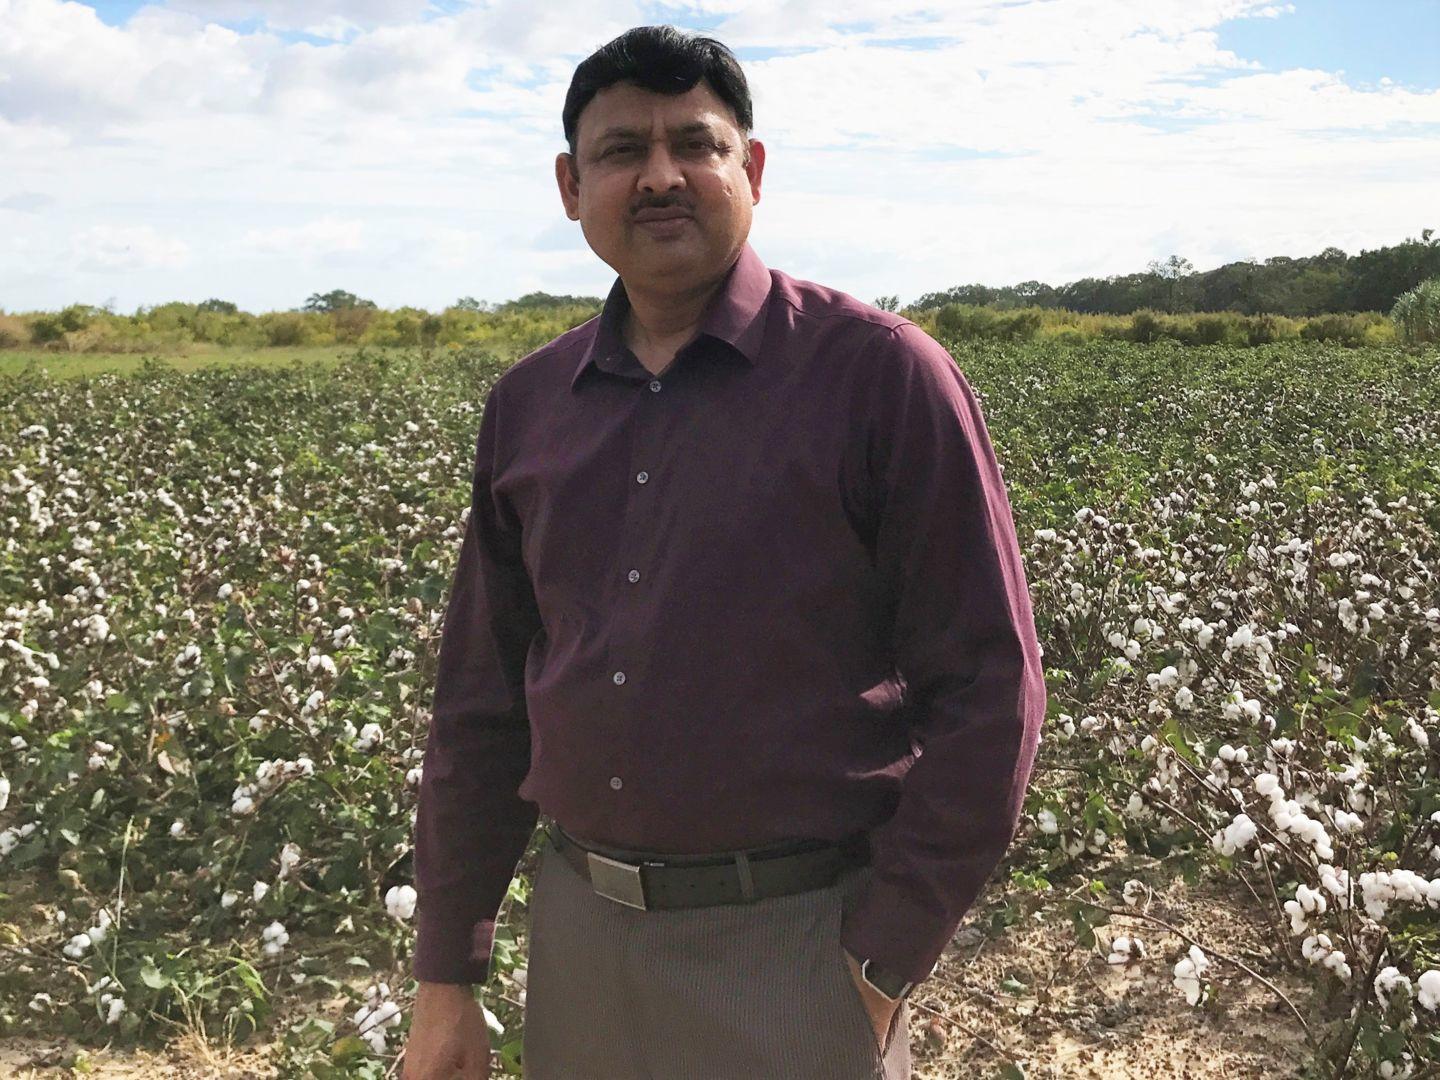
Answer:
[{"left": 896, "top": 229, "right": 1440, "bottom": 316}]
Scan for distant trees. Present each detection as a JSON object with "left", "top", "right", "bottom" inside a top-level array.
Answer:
[
  {"left": 303, "top": 289, "right": 376, "bottom": 313},
  {"left": 499, "top": 291, "right": 604, "bottom": 311},
  {"left": 908, "top": 230, "right": 1440, "bottom": 317}
]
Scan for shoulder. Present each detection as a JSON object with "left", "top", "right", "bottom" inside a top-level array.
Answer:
[
  {"left": 769, "top": 268, "right": 956, "bottom": 373},
  {"left": 770, "top": 267, "right": 909, "bottom": 337}
]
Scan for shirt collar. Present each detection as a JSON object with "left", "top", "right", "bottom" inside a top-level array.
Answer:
[{"left": 570, "top": 242, "right": 772, "bottom": 392}]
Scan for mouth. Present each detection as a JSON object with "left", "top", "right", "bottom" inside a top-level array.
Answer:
[{"left": 633, "top": 208, "right": 692, "bottom": 223}]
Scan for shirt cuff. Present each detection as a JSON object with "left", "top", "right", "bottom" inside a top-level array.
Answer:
[
  {"left": 414, "top": 902, "right": 496, "bottom": 985},
  {"left": 839, "top": 874, "right": 951, "bottom": 988}
]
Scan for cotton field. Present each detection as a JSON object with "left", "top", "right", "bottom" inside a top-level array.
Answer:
[{"left": 1, "top": 339, "right": 1438, "bottom": 1077}]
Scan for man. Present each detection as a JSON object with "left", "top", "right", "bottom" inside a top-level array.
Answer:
[{"left": 402, "top": 24, "right": 1044, "bottom": 1080}]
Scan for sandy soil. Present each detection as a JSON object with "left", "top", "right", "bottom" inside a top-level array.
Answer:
[{"left": 1, "top": 861, "right": 1317, "bottom": 1078}]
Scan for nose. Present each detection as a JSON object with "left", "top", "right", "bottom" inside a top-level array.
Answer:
[{"left": 637, "top": 140, "right": 685, "bottom": 195}]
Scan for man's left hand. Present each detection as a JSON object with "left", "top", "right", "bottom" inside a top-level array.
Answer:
[{"left": 842, "top": 947, "right": 902, "bottom": 1055}]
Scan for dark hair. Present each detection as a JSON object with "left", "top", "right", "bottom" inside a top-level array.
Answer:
[{"left": 562, "top": 25, "right": 753, "bottom": 157}]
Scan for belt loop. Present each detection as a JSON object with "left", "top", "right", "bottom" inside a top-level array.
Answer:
[{"left": 734, "top": 851, "right": 756, "bottom": 902}]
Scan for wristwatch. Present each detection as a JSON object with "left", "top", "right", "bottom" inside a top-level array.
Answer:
[{"left": 858, "top": 957, "right": 916, "bottom": 1002}]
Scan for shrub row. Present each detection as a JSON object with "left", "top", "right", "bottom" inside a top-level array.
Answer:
[
  {"left": 0, "top": 299, "right": 1414, "bottom": 355},
  {"left": 0, "top": 302, "right": 601, "bottom": 355},
  {"left": 909, "top": 304, "right": 1399, "bottom": 348}
]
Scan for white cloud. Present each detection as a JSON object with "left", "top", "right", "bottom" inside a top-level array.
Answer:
[
  {"left": 0, "top": 0, "right": 1435, "bottom": 311},
  {"left": 161, "top": 0, "right": 432, "bottom": 31},
  {"left": 71, "top": 225, "right": 190, "bottom": 271},
  {"left": 242, "top": 217, "right": 365, "bottom": 256}
]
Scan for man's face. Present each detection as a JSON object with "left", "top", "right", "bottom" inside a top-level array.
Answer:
[{"left": 556, "top": 78, "right": 764, "bottom": 290}]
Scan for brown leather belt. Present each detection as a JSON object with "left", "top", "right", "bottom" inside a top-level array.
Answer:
[{"left": 543, "top": 817, "right": 871, "bottom": 911}]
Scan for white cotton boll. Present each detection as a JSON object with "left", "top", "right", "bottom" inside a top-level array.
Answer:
[
  {"left": 0, "top": 775, "right": 9, "bottom": 812},
  {"left": 1284, "top": 899, "right": 1310, "bottom": 935},
  {"left": 63, "top": 932, "right": 92, "bottom": 958},
  {"left": 1334, "top": 810, "right": 1363, "bottom": 833},
  {"left": 106, "top": 996, "right": 126, "bottom": 1025},
  {"left": 1212, "top": 813, "right": 1258, "bottom": 857},
  {"left": 385, "top": 884, "right": 417, "bottom": 921},
  {"left": 261, "top": 920, "right": 289, "bottom": 955},
  {"left": 169, "top": 820, "right": 185, "bottom": 838},
  {"left": 220, "top": 890, "right": 239, "bottom": 909},
  {"left": 1406, "top": 718, "right": 1429, "bottom": 749},
  {"left": 278, "top": 842, "right": 301, "bottom": 878},
  {"left": 355, "top": 723, "right": 384, "bottom": 752},
  {"left": 1302, "top": 934, "right": 1332, "bottom": 962},
  {"left": 1417, "top": 970, "right": 1440, "bottom": 1011},
  {"left": 1172, "top": 945, "right": 1209, "bottom": 1006},
  {"left": 232, "top": 794, "right": 256, "bottom": 816},
  {"left": 1123, "top": 880, "right": 1147, "bottom": 907},
  {"left": 1107, "top": 935, "right": 1145, "bottom": 966},
  {"left": 1037, "top": 809, "right": 1059, "bottom": 835},
  {"left": 253, "top": 880, "right": 270, "bottom": 903},
  {"left": 1219, "top": 744, "right": 1237, "bottom": 762},
  {"left": 1174, "top": 686, "right": 1194, "bottom": 710},
  {"left": 1255, "top": 773, "right": 1282, "bottom": 799},
  {"left": 405, "top": 766, "right": 423, "bottom": 787},
  {"left": 1375, "top": 966, "right": 1412, "bottom": 1008}
]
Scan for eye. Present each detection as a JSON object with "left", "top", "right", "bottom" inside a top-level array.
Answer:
[{"left": 602, "top": 145, "right": 641, "bottom": 158}]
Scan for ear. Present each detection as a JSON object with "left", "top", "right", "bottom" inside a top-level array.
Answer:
[
  {"left": 555, "top": 153, "right": 581, "bottom": 221},
  {"left": 744, "top": 138, "right": 765, "bottom": 206}
]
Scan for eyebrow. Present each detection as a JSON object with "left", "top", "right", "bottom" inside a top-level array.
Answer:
[{"left": 594, "top": 121, "right": 719, "bottom": 143}]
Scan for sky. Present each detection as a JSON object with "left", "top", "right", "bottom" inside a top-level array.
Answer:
[{"left": 1, "top": 0, "right": 1438, "bottom": 314}]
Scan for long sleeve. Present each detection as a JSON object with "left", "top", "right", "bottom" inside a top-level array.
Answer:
[
  {"left": 413, "top": 381, "right": 542, "bottom": 984},
  {"left": 838, "top": 322, "right": 1046, "bottom": 986}
]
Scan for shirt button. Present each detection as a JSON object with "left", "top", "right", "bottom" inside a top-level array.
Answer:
[
  {"left": 610, "top": 776, "right": 623, "bottom": 790},
  {"left": 649, "top": 380, "right": 662, "bottom": 392},
  {"left": 612, "top": 671, "right": 626, "bottom": 685},
  {"left": 627, "top": 569, "right": 641, "bottom": 583},
  {"left": 636, "top": 471, "right": 649, "bottom": 484}
]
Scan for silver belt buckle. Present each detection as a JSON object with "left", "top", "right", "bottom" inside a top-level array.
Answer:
[{"left": 586, "top": 851, "right": 650, "bottom": 910}]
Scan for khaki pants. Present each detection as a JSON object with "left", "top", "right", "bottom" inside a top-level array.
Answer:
[{"left": 521, "top": 830, "right": 912, "bottom": 1078}]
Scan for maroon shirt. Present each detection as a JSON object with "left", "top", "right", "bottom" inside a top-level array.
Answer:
[{"left": 413, "top": 242, "right": 1045, "bottom": 986}]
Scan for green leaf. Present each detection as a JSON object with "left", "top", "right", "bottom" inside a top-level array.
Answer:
[
  {"left": 329, "top": 1036, "right": 370, "bottom": 1065},
  {"left": 139, "top": 963, "right": 169, "bottom": 990}
]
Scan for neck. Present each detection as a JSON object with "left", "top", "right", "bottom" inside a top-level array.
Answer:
[{"left": 620, "top": 257, "right": 734, "bottom": 354}]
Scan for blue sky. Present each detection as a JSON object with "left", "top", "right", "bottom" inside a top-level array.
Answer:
[
  {"left": 1217, "top": 0, "right": 1440, "bottom": 89},
  {"left": 2, "top": 1, "right": 1438, "bottom": 313}
]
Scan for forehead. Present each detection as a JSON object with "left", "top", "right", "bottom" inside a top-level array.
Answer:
[{"left": 576, "top": 79, "right": 741, "bottom": 143}]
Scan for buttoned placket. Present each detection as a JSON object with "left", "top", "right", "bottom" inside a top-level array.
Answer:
[{"left": 604, "top": 360, "right": 670, "bottom": 803}]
